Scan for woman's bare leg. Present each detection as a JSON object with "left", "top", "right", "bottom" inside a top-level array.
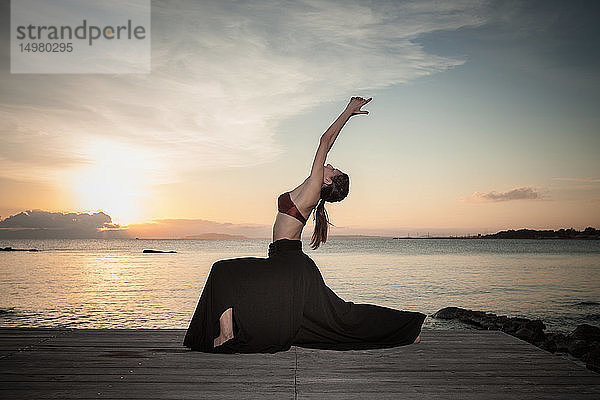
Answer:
[
  {"left": 413, "top": 334, "right": 421, "bottom": 344},
  {"left": 213, "top": 307, "right": 234, "bottom": 347}
]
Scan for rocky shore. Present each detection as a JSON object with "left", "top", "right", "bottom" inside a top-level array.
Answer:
[{"left": 432, "top": 306, "right": 600, "bottom": 373}]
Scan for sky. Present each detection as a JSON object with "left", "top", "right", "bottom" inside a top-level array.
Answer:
[{"left": 0, "top": 0, "right": 599, "bottom": 238}]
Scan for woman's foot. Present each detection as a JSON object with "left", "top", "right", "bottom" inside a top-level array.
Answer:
[
  {"left": 413, "top": 334, "right": 421, "bottom": 344},
  {"left": 213, "top": 332, "right": 234, "bottom": 347},
  {"left": 213, "top": 307, "right": 234, "bottom": 348}
]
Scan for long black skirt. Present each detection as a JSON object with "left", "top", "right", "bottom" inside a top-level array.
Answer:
[{"left": 183, "top": 238, "right": 426, "bottom": 353}]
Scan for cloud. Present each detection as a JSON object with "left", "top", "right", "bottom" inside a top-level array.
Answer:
[
  {"left": 0, "top": 210, "right": 272, "bottom": 238},
  {"left": 464, "top": 186, "right": 542, "bottom": 202},
  {"left": 552, "top": 177, "right": 600, "bottom": 184},
  {"left": 0, "top": 0, "right": 489, "bottom": 185},
  {"left": 549, "top": 177, "right": 600, "bottom": 197},
  {"left": 0, "top": 210, "right": 126, "bottom": 238}
]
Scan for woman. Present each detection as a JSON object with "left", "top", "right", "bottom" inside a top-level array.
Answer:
[{"left": 183, "top": 96, "right": 426, "bottom": 353}]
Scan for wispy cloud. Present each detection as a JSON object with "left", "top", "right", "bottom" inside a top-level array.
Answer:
[
  {"left": 549, "top": 177, "right": 600, "bottom": 196},
  {"left": 552, "top": 177, "right": 600, "bottom": 184},
  {"left": 463, "top": 186, "right": 542, "bottom": 202},
  {"left": 0, "top": 0, "right": 488, "bottom": 185}
]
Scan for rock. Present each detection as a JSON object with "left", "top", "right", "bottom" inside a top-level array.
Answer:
[
  {"left": 432, "top": 307, "right": 600, "bottom": 373},
  {"left": 539, "top": 338, "right": 557, "bottom": 353},
  {"left": 570, "top": 324, "right": 600, "bottom": 342},
  {"left": 568, "top": 340, "right": 591, "bottom": 358},
  {"left": 566, "top": 325, "right": 600, "bottom": 358},
  {"left": 480, "top": 319, "right": 499, "bottom": 330},
  {"left": 142, "top": 249, "right": 177, "bottom": 253},
  {"left": 515, "top": 327, "right": 536, "bottom": 343},
  {"left": 514, "top": 323, "right": 546, "bottom": 344},
  {"left": 432, "top": 307, "right": 545, "bottom": 342},
  {"left": 432, "top": 307, "right": 499, "bottom": 329},
  {"left": 432, "top": 307, "right": 474, "bottom": 320},
  {"left": 546, "top": 332, "right": 570, "bottom": 352},
  {"left": 581, "top": 344, "right": 600, "bottom": 373},
  {"left": 524, "top": 320, "right": 547, "bottom": 343},
  {"left": 1, "top": 246, "right": 39, "bottom": 252}
]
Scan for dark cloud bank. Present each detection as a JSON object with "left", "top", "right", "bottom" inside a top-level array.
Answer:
[
  {"left": 0, "top": 210, "right": 270, "bottom": 239},
  {"left": 0, "top": 210, "right": 128, "bottom": 239}
]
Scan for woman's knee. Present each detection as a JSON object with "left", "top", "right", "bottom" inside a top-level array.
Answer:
[{"left": 210, "top": 260, "right": 228, "bottom": 277}]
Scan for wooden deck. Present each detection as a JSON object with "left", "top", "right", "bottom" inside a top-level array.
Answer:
[{"left": 1, "top": 328, "right": 598, "bottom": 399}]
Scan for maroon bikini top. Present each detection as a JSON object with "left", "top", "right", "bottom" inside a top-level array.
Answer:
[{"left": 278, "top": 192, "right": 307, "bottom": 225}]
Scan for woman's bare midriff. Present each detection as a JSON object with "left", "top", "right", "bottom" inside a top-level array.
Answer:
[{"left": 272, "top": 212, "right": 304, "bottom": 241}]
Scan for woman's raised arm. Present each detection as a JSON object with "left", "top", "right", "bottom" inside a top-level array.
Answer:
[{"left": 308, "top": 97, "right": 372, "bottom": 185}]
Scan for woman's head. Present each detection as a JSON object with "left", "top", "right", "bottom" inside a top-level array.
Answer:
[
  {"left": 320, "top": 169, "right": 350, "bottom": 202},
  {"left": 310, "top": 167, "right": 350, "bottom": 250},
  {"left": 323, "top": 163, "right": 342, "bottom": 185}
]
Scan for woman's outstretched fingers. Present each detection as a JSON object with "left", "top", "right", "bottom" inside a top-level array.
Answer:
[
  {"left": 358, "top": 97, "right": 371, "bottom": 114},
  {"left": 346, "top": 96, "right": 372, "bottom": 116}
]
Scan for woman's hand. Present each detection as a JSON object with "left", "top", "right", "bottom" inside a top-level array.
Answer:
[{"left": 345, "top": 96, "right": 372, "bottom": 116}]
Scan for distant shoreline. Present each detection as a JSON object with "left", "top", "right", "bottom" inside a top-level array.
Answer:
[
  {"left": 393, "top": 227, "right": 600, "bottom": 240},
  {"left": 1, "top": 228, "right": 598, "bottom": 240},
  {"left": 393, "top": 236, "right": 600, "bottom": 240}
]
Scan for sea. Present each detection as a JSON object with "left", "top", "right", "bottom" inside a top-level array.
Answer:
[{"left": 1, "top": 238, "right": 599, "bottom": 334}]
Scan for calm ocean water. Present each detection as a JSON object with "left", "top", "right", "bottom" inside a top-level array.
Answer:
[{"left": 1, "top": 238, "right": 599, "bottom": 333}]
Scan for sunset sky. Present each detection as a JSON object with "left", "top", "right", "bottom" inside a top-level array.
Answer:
[{"left": 1, "top": 0, "right": 599, "bottom": 238}]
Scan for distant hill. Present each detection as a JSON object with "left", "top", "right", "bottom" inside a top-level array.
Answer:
[
  {"left": 329, "top": 234, "right": 387, "bottom": 238},
  {"left": 182, "top": 233, "right": 248, "bottom": 239},
  {"left": 481, "top": 227, "right": 600, "bottom": 240}
]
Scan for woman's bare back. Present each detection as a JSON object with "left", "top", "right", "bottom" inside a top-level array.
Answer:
[{"left": 272, "top": 178, "right": 317, "bottom": 241}]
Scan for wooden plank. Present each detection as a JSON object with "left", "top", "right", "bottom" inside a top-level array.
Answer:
[
  {"left": 0, "top": 328, "right": 598, "bottom": 400},
  {"left": 295, "top": 382, "right": 600, "bottom": 393},
  {"left": 294, "top": 330, "right": 600, "bottom": 398},
  {"left": 2, "top": 374, "right": 599, "bottom": 385},
  {"left": 5, "top": 360, "right": 584, "bottom": 372},
  {"left": 0, "top": 364, "right": 595, "bottom": 374},
  {"left": 1, "top": 362, "right": 591, "bottom": 374},
  {"left": 0, "top": 330, "right": 67, "bottom": 354},
  {"left": 1, "top": 382, "right": 295, "bottom": 400},
  {"left": 295, "top": 395, "right": 600, "bottom": 400},
  {"left": 2, "top": 369, "right": 596, "bottom": 382},
  {"left": 17, "top": 344, "right": 552, "bottom": 352},
  {"left": 0, "top": 389, "right": 294, "bottom": 400}
]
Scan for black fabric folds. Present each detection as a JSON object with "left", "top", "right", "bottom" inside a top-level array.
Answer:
[{"left": 183, "top": 238, "right": 426, "bottom": 353}]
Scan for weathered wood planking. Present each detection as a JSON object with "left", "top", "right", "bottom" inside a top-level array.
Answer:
[
  {"left": 0, "top": 328, "right": 598, "bottom": 399},
  {"left": 294, "top": 330, "right": 600, "bottom": 399}
]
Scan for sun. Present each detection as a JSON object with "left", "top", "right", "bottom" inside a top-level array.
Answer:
[{"left": 70, "top": 139, "right": 157, "bottom": 226}]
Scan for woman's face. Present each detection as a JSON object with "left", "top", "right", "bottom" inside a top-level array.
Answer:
[{"left": 323, "top": 163, "right": 343, "bottom": 185}]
